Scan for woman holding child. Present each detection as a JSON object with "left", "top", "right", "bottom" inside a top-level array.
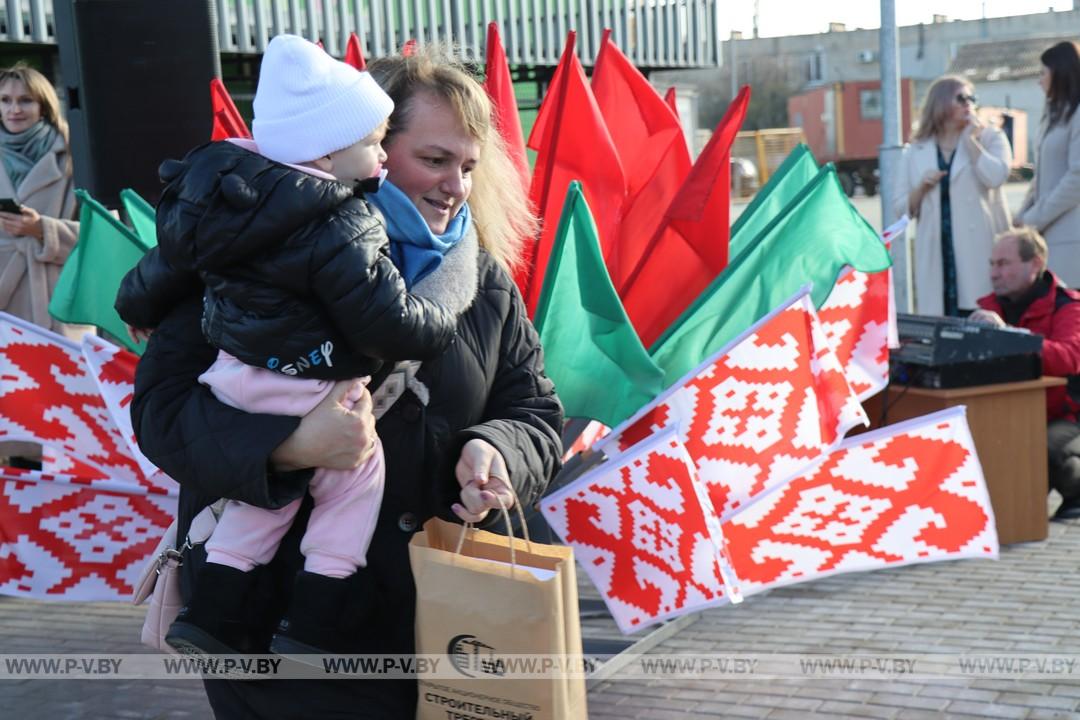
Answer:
[{"left": 123, "top": 38, "right": 562, "bottom": 718}]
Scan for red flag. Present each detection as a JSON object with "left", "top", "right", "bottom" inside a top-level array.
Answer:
[
  {"left": 344, "top": 32, "right": 366, "bottom": 70},
  {"left": 209, "top": 78, "right": 251, "bottom": 141},
  {"left": 483, "top": 23, "right": 529, "bottom": 195},
  {"left": 619, "top": 86, "right": 751, "bottom": 346},
  {"left": 525, "top": 43, "right": 569, "bottom": 157},
  {"left": 402, "top": 39, "right": 417, "bottom": 56},
  {"left": 522, "top": 32, "right": 626, "bottom": 316},
  {"left": 592, "top": 32, "right": 691, "bottom": 289},
  {"left": 664, "top": 87, "right": 679, "bottom": 118}
]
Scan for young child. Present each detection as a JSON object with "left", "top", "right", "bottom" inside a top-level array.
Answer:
[{"left": 116, "top": 35, "right": 457, "bottom": 659}]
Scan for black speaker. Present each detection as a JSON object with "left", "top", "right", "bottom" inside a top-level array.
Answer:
[{"left": 53, "top": 0, "right": 219, "bottom": 207}]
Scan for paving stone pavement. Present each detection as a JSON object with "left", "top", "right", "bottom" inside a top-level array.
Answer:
[{"left": 3, "top": 514, "right": 1080, "bottom": 718}]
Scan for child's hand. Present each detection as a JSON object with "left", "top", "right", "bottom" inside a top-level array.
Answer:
[{"left": 127, "top": 325, "right": 153, "bottom": 344}]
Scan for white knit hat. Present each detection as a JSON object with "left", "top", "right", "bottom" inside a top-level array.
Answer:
[{"left": 252, "top": 34, "right": 394, "bottom": 165}]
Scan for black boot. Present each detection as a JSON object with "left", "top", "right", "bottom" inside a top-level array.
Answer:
[
  {"left": 1053, "top": 497, "right": 1080, "bottom": 521},
  {"left": 269, "top": 571, "right": 373, "bottom": 664},
  {"left": 165, "top": 562, "right": 262, "bottom": 656}
]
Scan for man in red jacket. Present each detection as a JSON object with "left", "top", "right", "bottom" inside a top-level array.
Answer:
[{"left": 970, "top": 227, "right": 1080, "bottom": 520}]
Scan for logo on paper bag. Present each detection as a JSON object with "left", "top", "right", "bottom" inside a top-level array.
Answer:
[{"left": 447, "top": 634, "right": 506, "bottom": 677}]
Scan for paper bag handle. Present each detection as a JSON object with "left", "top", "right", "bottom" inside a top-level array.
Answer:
[{"left": 454, "top": 486, "right": 532, "bottom": 569}]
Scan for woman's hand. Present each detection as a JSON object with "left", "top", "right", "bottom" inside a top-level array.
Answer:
[
  {"left": 964, "top": 113, "right": 987, "bottom": 156},
  {"left": 452, "top": 438, "right": 514, "bottom": 523},
  {"left": 909, "top": 169, "right": 947, "bottom": 217},
  {"left": 965, "top": 111, "right": 986, "bottom": 135},
  {"left": 921, "top": 169, "right": 947, "bottom": 189},
  {"left": 270, "top": 378, "right": 377, "bottom": 472},
  {"left": 0, "top": 206, "right": 42, "bottom": 239}
]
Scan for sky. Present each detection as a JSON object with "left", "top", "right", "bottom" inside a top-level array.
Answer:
[{"left": 724, "top": 0, "right": 1076, "bottom": 39}]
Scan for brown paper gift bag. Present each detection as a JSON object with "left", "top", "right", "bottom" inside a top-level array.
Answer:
[{"left": 409, "top": 510, "right": 588, "bottom": 720}]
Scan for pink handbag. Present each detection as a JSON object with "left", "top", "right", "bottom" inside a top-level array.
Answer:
[{"left": 131, "top": 506, "right": 218, "bottom": 652}]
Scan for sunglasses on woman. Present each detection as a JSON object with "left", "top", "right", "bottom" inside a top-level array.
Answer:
[{"left": 956, "top": 93, "right": 978, "bottom": 106}]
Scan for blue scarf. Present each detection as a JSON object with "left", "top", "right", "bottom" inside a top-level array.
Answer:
[
  {"left": 0, "top": 120, "right": 58, "bottom": 190},
  {"left": 367, "top": 179, "right": 471, "bottom": 289}
]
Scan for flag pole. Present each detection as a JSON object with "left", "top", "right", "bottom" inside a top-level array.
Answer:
[{"left": 879, "top": 0, "right": 910, "bottom": 312}]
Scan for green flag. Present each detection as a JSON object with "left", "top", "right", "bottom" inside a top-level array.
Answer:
[
  {"left": 729, "top": 144, "right": 818, "bottom": 256},
  {"left": 120, "top": 188, "right": 157, "bottom": 249},
  {"left": 534, "top": 182, "right": 665, "bottom": 426},
  {"left": 650, "top": 165, "right": 891, "bottom": 386},
  {"left": 49, "top": 190, "right": 150, "bottom": 353},
  {"left": 662, "top": 145, "right": 819, "bottom": 346}
]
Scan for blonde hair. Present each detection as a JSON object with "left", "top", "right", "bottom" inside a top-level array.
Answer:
[
  {"left": 368, "top": 48, "right": 536, "bottom": 272},
  {"left": 995, "top": 226, "right": 1049, "bottom": 265},
  {"left": 913, "top": 75, "right": 970, "bottom": 142},
  {"left": 0, "top": 62, "right": 68, "bottom": 147}
]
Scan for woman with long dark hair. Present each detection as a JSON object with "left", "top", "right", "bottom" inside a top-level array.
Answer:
[{"left": 1017, "top": 40, "right": 1080, "bottom": 287}]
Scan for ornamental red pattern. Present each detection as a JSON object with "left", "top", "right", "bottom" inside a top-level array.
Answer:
[
  {"left": 0, "top": 466, "right": 175, "bottom": 599},
  {"left": 0, "top": 315, "right": 153, "bottom": 493},
  {"left": 599, "top": 295, "right": 866, "bottom": 521},
  {"left": 541, "top": 431, "right": 730, "bottom": 633},
  {"left": 81, "top": 335, "right": 161, "bottom": 479},
  {"left": 722, "top": 409, "right": 997, "bottom": 596},
  {"left": 562, "top": 420, "right": 612, "bottom": 461},
  {"left": 816, "top": 267, "right": 892, "bottom": 401},
  {"left": 0, "top": 314, "right": 177, "bottom": 601}
]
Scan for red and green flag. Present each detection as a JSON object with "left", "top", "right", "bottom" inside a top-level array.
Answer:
[{"left": 534, "top": 182, "right": 663, "bottom": 426}]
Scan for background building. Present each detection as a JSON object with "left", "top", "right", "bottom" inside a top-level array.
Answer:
[{"left": 655, "top": 6, "right": 1079, "bottom": 159}]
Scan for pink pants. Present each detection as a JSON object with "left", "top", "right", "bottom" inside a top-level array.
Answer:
[{"left": 199, "top": 353, "right": 384, "bottom": 578}]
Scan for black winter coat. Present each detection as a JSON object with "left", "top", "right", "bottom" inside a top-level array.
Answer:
[
  {"left": 116, "top": 141, "right": 455, "bottom": 379},
  {"left": 130, "top": 240, "right": 563, "bottom": 719}
]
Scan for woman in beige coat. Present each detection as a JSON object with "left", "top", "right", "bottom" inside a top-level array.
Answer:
[
  {"left": 894, "top": 75, "right": 1012, "bottom": 316},
  {"left": 1016, "top": 41, "right": 1080, "bottom": 288},
  {"left": 0, "top": 63, "right": 79, "bottom": 336}
]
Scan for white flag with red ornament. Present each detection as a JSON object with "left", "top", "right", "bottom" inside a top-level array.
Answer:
[
  {"left": 540, "top": 428, "right": 740, "bottom": 633},
  {"left": 0, "top": 465, "right": 175, "bottom": 600},
  {"left": 816, "top": 223, "right": 901, "bottom": 402},
  {"left": 81, "top": 334, "right": 160, "bottom": 479},
  {"left": 0, "top": 312, "right": 176, "bottom": 601},
  {"left": 595, "top": 289, "right": 867, "bottom": 521},
  {"left": 0, "top": 312, "right": 159, "bottom": 492},
  {"left": 723, "top": 406, "right": 998, "bottom": 598},
  {"left": 562, "top": 420, "right": 611, "bottom": 461},
  {"left": 817, "top": 265, "right": 894, "bottom": 402}
]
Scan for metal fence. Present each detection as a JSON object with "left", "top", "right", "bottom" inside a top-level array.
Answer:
[{"left": 1, "top": 0, "right": 721, "bottom": 68}]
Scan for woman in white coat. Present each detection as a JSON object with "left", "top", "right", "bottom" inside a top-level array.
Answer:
[
  {"left": 0, "top": 63, "right": 79, "bottom": 335},
  {"left": 894, "top": 75, "right": 1012, "bottom": 316},
  {"left": 1016, "top": 41, "right": 1080, "bottom": 287}
]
